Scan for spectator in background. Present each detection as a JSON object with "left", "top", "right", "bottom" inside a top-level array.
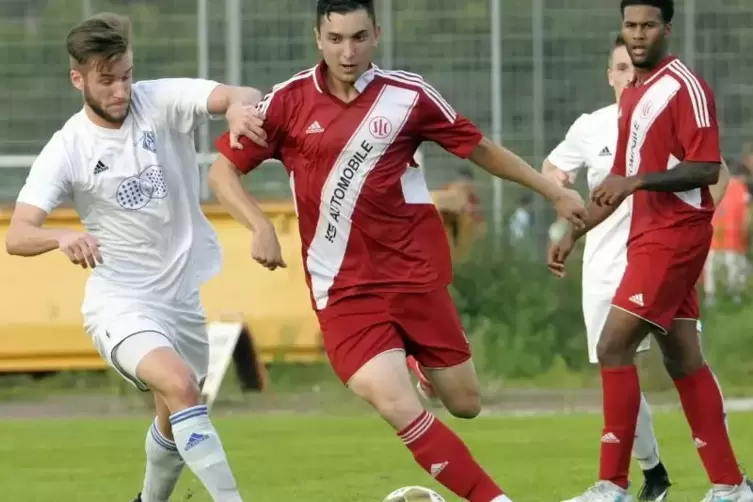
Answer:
[
  {"left": 509, "top": 193, "right": 533, "bottom": 242},
  {"left": 705, "top": 161, "right": 751, "bottom": 305}
]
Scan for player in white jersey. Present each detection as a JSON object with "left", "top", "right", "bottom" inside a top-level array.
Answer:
[
  {"left": 4, "top": 13, "right": 271, "bottom": 502},
  {"left": 543, "top": 33, "right": 738, "bottom": 502}
]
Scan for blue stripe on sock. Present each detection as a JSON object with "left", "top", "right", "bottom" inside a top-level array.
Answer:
[
  {"left": 169, "top": 405, "right": 208, "bottom": 425},
  {"left": 150, "top": 422, "right": 177, "bottom": 451}
]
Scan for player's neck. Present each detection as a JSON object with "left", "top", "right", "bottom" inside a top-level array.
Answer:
[
  {"left": 635, "top": 52, "right": 671, "bottom": 83},
  {"left": 83, "top": 104, "right": 125, "bottom": 130},
  {"left": 325, "top": 71, "right": 361, "bottom": 104}
]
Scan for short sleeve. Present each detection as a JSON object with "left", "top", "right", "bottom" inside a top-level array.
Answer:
[
  {"left": 135, "top": 78, "right": 220, "bottom": 134},
  {"left": 675, "top": 79, "right": 721, "bottom": 163},
  {"left": 547, "top": 114, "right": 588, "bottom": 173},
  {"left": 16, "top": 133, "right": 72, "bottom": 213},
  {"left": 214, "top": 88, "right": 287, "bottom": 174},
  {"left": 416, "top": 79, "right": 483, "bottom": 159}
]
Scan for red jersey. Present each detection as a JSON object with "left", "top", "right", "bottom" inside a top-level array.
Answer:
[
  {"left": 215, "top": 62, "right": 483, "bottom": 310},
  {"left": 612, "top": 56, "right": 721, "bottom": 242}
]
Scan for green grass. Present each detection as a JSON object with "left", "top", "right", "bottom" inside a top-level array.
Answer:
[{"left": 0, "top": 411, "right": 751, "bottom": 501}]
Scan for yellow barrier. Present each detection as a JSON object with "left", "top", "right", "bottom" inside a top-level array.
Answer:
[{"left": 0, "top": 194, "right": 478, "bottom": 373}]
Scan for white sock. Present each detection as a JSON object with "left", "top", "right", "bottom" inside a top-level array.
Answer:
[
  {"left": 142, "top": 419, "right": 185, "bottom": 502},
  {"left": 633, "top": 393, "right": 661, "bottom": 471},
  {"left": 491, "top": 496, "right": 513, "bottom": 502},
  {"left": 169, "top": 405, "right": 243, "bottom": 502}
]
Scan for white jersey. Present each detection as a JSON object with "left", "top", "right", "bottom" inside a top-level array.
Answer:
[
  {"left": 17, "top": 78, "right": 223, "bottom": 306},
  {"left": 547, "top": 103, "right": 632, "bottom": 291}
]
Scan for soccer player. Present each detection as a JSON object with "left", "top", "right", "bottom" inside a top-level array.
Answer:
[
  {"left": 543, "top": 33, "right": 735, "bottom": 501},
  {"left": 5, "top": 13, "right": 269, "bottom": 502},
  {"left": 207, "top": 1, "right": 588, "bottom": 501},
  {"left": 549, "top": 1, "right": 753, "bottom": 501}
]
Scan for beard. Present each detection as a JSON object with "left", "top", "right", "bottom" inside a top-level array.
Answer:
[{"left": 83, "top": 87, "right": 130, "bottom": 125}]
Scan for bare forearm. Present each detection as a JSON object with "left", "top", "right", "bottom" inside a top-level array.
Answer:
[
  {"left": 709, "top": 159, "right": 730, "bottom": 206},
  {"left": 470, "top": 137, "right": 562, "bottom": 202},
  {"left": 632, "top": 162, "right": 721, "bottom": 193},
  {"left": 572, "top": 201, "right": 619, "bottom": 240},
  {"left": 207, "top": 85, "right": 263, "bottom": 115},
  {"left": 208, "top": 161, "right": 273, "bottom": 233},
  {"left": 6, "top": 224, "right": 65, "bottom": 256}
]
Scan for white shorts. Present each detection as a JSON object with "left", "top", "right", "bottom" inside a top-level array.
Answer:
[
  {"left": 583, "top": 288, "right": 651, "bottom": 364},
  {"left": 83, "top": 291, "right": 209, "bottom": 391}
]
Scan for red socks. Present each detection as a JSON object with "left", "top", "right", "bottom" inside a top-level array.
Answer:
[
  {"left": 599, "top": 365, "right": 641, "bottom": 489},
  {"left": 675, "top": 365, "right": 742, "bottom": 486},
  {"left": 398, "top": 410, "right": 504, "bottom": 502}
]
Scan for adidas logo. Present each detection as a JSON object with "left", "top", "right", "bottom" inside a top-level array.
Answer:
[
  {"left": 430, "top": 461, "right": 448, "bottom": 478},
  {"left": 599, "top": 146, "right": 612, "bottom": 156},
  {"left": 693, "top": 437, "right": 707, "bottom": 449},
  {"left": 601, "top": 432, "right": 620, "bottom": 443},
  {"left": 305, "top": 120, "right": 324, "bottom": 134},
  {"left": 93, "top": 160, "right": 109, "bottom": 174},
  {"left": 629, "top": 293, "right": 644, "bottom": 307},
  {"left": 184, "top": 432, "right": 210, "bottom": 451}
]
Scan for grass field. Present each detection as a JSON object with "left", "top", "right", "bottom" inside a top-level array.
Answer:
[{"left": 1, "top": 410, "right": 751, "bottom": 501}]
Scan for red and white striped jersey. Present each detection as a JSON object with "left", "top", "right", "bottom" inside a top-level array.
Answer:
[
  {"left": 612, "top": 56, "right": 721, "bottom": 242},
  {"left": 215, "top": 61, "right": 483, "bottom": 310}
]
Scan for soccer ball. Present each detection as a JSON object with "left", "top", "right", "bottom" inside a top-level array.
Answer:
[{"left": 383, "top": 486, "right": 446, "bottom": 502}]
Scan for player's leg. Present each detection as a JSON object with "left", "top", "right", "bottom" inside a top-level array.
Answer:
[
  {"left": 319, "top": 296, "right": 511, "bottom": 502},
  {"left": 654, "top": 314, "right": 749, "bottom": 500},
  {"left": 565, "top": 245, "right": 678, "bottom": 502},
  {"left": 584, "top": 289, "right": 670, "bottom": 500},
  {"left": 138, "top": 394, "right": 185, "bottom": 502},
  {"left": 109, "top": 311, "right": 243, "bottom": 502},
  {"left": 399, "top": 288, "right": 481, "bottom": 419}
]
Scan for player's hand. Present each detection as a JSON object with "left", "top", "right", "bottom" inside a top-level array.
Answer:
[
  {"left": 226, "top": 103, "right": 268, "bottom": 149},
  {"left": 252, "top": 223, "right": 287, "bottom": 271},
  {"left": 544, "top": 167, "right": 571, "bottom": 187},
  {"left": 57, "top": 230, "right": 103, "bottom": 269},
  {"left": 547, "top": 232, "right": 575, "bottom": 278},
  {"left": 591, "top": 174, "right": 639, "bottom": 206},
  {"left": 552, "top": 188, "right": 587, "bottom": 230}
]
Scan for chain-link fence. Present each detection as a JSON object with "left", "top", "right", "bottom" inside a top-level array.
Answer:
[{"left": 0, "top": 0, "right": 751, "bottom": 244}]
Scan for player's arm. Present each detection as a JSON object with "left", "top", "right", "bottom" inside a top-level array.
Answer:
[
  {"left": 6, "top": 203, "right": 68, "bottom": 256},
  {"left": 413, "top": 81, "right": 586, "bottom": 227},
  {"left": 709, "top": 158, "right": 731, "bottom": 206},
  {"left": 208, "top": 90, "right": 287, "bottom": 269},
  {"left": 630, "top": 83, "right": 722, "bottom": 193},
  {"left": 139, "top": 79, "right": 265, "bottom": 145},
  {"left": 6, "top": 137, "right": 101, "bottom": 267},
  {"left": 206, "top": 85, "right": 263, "bottom": 115},
  {"left": 541, "top": 115, "right": 590, "bottom": 186}
]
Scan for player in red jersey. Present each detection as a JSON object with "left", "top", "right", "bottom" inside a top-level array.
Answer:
[
  {"left": 550, "top": 1, "right": 753, "bottom": 501},
  {"left": 207, "top": 1, "right": 587, "bottom": 500}
]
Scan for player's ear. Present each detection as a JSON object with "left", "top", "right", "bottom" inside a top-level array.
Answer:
[
  {"left": 70, "top": 68, "right": 84, "bottom": 92},
  {"left": 314, "top": 26, "right": 323, "bottom": 50},
  {"left": 664, "top": 22, "right": 672, "bottom": 37},
  {"left": 372, "top": 23, "right": 381, "bottom": 48}
]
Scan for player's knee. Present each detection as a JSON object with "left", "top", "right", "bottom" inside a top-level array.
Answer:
[
  {"left": 444, "top": 390, "right": 481, "bottom": 419},
  {"left": 662, "top": 353, "right": 704, "bottom": 380},
  {"left": 149, "top": 369, "right": 201, "bottom": 410},
  {"left": 596, "top": 337, "right": 630, "bottom": 366},
  {"left": 351, "top": 378, "right": 423, "bottom": 428}
]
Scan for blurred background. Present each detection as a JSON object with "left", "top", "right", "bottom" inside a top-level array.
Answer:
[{"left": 0, "top": 0, "right": 752, "bottom": 406}]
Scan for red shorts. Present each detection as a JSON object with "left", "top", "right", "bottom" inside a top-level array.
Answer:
[
  {"left": 612, "top": 226, "right": 711, "bottom": 333},
  {"left": 316, "top": 288, "right": 471, "bottom": 384}
]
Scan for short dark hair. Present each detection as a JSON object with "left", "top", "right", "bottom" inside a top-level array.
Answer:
[
  {"left": 620, "top": 0, "right": 674, "bottom": 23},
  {"left": 66, "top": 12, "right": 132, "bottom": 70},
  {"left": 316, "top": 0, "right": 375, "bottom": 27}
]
